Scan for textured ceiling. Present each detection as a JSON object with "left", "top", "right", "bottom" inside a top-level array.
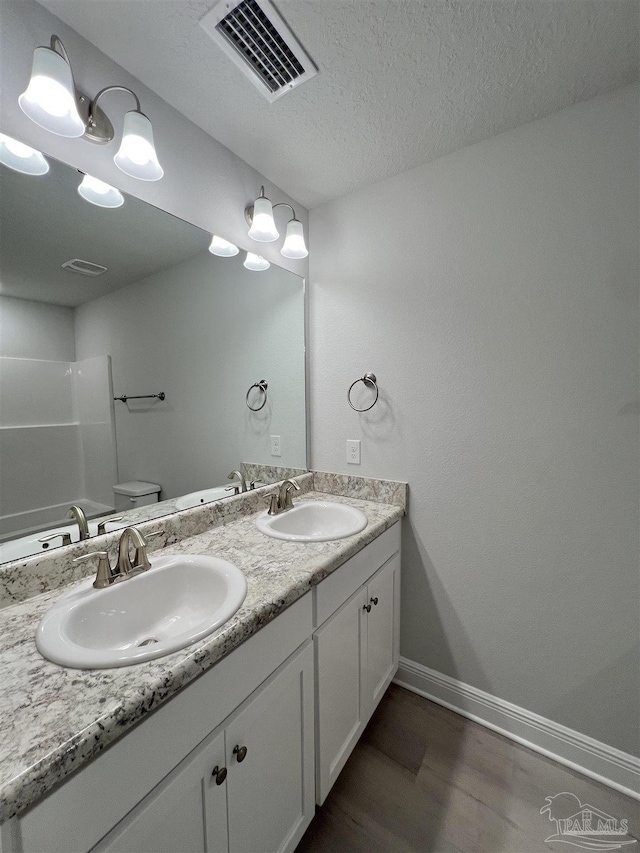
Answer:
[{"left": 37, "top": 0, "right": 639, "bottom": 209}]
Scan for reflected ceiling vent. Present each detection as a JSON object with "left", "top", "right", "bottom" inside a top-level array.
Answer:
[
  {"left": 199, "top": 0, "right": 317, "bottom": 102},
  {"left": 62, "top": 258, "right": 108, "bottom": 276}
]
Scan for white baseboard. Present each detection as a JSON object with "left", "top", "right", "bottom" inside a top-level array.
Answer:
[{"left": 394, "top": 657, "right": 640, "bottom": 802}]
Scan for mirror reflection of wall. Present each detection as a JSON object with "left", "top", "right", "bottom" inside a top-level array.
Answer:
[{"left": 0, "top": 145, "right": 307, "bottom": 563}]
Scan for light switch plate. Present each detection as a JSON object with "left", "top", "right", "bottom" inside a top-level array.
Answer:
[
  {"left": 270, "top": 435, "right": 281, "bottom": 457},
  {"left": 347, "top": 439, "right": 361, "bottom": 465}
]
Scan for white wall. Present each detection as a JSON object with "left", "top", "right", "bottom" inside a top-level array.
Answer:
[
  {"left": 74, "top": 251, "right": 306, "bottom": 499},
  {"left": 0, "top": 295, "right": 74, "bottom": 360},
  {"left": 0, "top": 0, "right": 308, "bottom": 278},
  {"left": 309, "top": 84, "right": 639, "bottom": 755}
]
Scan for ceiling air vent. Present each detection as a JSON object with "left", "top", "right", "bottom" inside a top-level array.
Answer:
[
  {"left": 199, "top": 0, "right": 317, "bottom": 102},
  {"left": 62, "top": 258, "right": 108, "bottom": 277}
]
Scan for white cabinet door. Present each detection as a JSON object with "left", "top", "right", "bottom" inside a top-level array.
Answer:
[
  {"left": 314, "top": 551, "right": 401, "bottom": 805},
  {"left": 364, "top": 553, "right": 400, "bottom": 720},
  {"left": 314, "top": 587, "right": 368, "bottom": 805},
  {"left": 225, "top": 642, "right": 315, "bottom": 853},
  {"left": 94, "top": 730, "right": 228, "bottom": 853}
]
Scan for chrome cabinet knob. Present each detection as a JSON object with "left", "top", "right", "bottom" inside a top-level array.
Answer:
[
  {"left": 233, "top": 744, "right": 247, "bottom": 762},
  {"left": 211, "top": 765, "right": 227, "bottom": 785},
  {"left": 363, "top": 603, "right": 371, "bottom": 613},
  {"left": 370, "top": 597, "right": 379, "bottom": 606}
]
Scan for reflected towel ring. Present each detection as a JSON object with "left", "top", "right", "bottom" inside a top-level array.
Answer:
[
  {"left": 348, "top": 373, "right": 379, "bottom": 412},
  {"left": 246, "top": 379, "right": 268, "bottom": 412}
]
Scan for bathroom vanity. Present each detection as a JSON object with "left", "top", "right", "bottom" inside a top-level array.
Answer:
[{"left": 0, "top": 478, "right": 404, "bottom": 853}]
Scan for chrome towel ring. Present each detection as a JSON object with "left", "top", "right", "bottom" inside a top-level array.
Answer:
[
  {"left": 348, "top": 373, "right": 379, "bottom": 412},
  {"left": 246, "top": 379, "right": 268, "bottom": 411}
]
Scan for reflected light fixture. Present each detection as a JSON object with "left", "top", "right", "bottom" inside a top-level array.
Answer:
[
  {"left": 245, "top": 186, "right": 308, "bottom": 259},
  {"left": 19, "top": 35, "right": 163, "bottom": 182},
  {"left": 0, "top": 133, "right": 49, "bottom": 175},
  {"left": 78, "top": 173, "right": 124, "bottom": 208},
  {"left": 209, "top": 235, "right": 239, "bottom": 257},
  {"left": 244, "top": 252, "right": 270, "bottom": 271}
]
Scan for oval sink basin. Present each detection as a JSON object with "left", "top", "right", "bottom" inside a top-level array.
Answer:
[
  {"left": 256, "top": 501, "right": 367, "bottom": 542},
  {"left": 36, "top": 554, "right": 247, "bottom": 669},
  {"left": 175, "top": 486, "right": 231, "bottom": 510}
]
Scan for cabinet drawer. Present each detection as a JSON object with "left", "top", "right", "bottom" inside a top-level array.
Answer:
[{"left": 314, "top": 522, "right": 400, "bottom": 627}]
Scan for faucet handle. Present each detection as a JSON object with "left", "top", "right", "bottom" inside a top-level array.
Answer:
[
  {"left": 74, "top": 551, "right": 115, "bottom": 589},
  {"left": 130, "top": 530, "right": 163, "bottom": 574},
  {"left": 39, "top": 531, "right": 72, "bottom": 547},
  {"left": 267, "top": 493, "right": 280, "bottom": 515},
  {"left": 281, "top": 479, "right": 300, "bottom": 511},
  {"left": 225, "top": 484, "right": 240, "bottom": 495},
  {"left": 97, "top": 516, "right": 124, "bottom": 536}
]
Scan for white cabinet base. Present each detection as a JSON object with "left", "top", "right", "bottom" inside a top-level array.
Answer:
[
  {"left": 94, "top": 642, "right": 315, "bottom": 853},
  {"left": 315, "top": 545, "right": 401, "bottom": 805}
]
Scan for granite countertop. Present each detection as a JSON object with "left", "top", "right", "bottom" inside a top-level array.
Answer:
[{"left": 0, "top": 491, "right": 403, "bottom": 824}]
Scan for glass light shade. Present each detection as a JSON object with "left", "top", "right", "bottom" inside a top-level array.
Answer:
[
  {"left": 248, "top": 195, "right": 279, "bottom": 242},
  {"left": 78, "top": 174, "right": 124, "bottom": 208},
  {"left": 244, "top": 252, "right": 270, "bottom": 271},
  {"left": 280, "top": 219, "right": 308, "bottom": 259},
  {"left": 209, "top": 235, "right": 239, "bottom": 257},
  {"left": 0, "top": 134, "right": 49, "bottom": 175},
  {"left": 18, "top": 47, "right": 84, "bottom": 137},
  {"left": 114, "top": 111, "right": 164, "bottom": 181}
]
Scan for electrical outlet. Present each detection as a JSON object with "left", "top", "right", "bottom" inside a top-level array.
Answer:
[
  {"left": 347, "top": 439, "right": 361, "bottom": 465},
  {"left": 270, "top": 435, "right": 281, "bottom": 457}
]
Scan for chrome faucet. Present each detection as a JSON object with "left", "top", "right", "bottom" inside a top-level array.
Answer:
[
  {"left": 74, "top": 526, "right": 162, "bottom": 588},
  {"left": 267, "top": 479, "right": 300, "bottom": 515},
  {"left": 226, "top": 470, "right": 248, "bottom": 495},
  {"left": 117, "top": 527, "right": 153, "bottom": 577},
  {"left": 67, "top": 505, "right": 90, "bottom": 541}
]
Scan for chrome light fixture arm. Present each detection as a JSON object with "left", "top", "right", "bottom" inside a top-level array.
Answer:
[
  {"left": 86, "top": 86, "right": 142, "bottom": 144},
  {"left": 272, "top": 202, "right": 297, "bottom": 219},
  {"left": 49, "top": 35, "right": 72, "bottom": 68}
]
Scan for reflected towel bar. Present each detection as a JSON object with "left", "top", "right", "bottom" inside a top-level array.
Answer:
[{"left": 114, "top": 392, "right": 166, "bottom": 403}]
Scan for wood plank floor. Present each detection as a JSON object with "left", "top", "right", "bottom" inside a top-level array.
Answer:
[{"left": 296, "top": 684, "right": 639, "bottom": 853}]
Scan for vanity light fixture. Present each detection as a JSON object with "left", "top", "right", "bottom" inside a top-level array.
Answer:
[
  {"left": 245, "top": 186, "right": 308, "bottom": 259},
  {"left": 19, "top": 36, "right": 163, "bottom": 181},
  {"left": 244, "top": 252, "right": 270, "bottom": 271},
  {"left": 0, "top": 133, "right": 49, "bottom": 175},
  {"left": 78, "top": 173, "right": 124, "bottom": 208},
  {"left": 19, "top": 36, "right": 84, "bottom": 137},
  {"left": 208, "top": 235, "right": 239, "bottom": 257}
]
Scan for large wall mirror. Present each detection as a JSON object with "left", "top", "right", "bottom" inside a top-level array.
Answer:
[{"left": 0, "top": 143, "right": 307, "bottom": 564}]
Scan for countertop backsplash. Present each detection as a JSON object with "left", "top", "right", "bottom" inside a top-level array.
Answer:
[{"left": 0, "top": 472, "right": 406, "bottom": 609}]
